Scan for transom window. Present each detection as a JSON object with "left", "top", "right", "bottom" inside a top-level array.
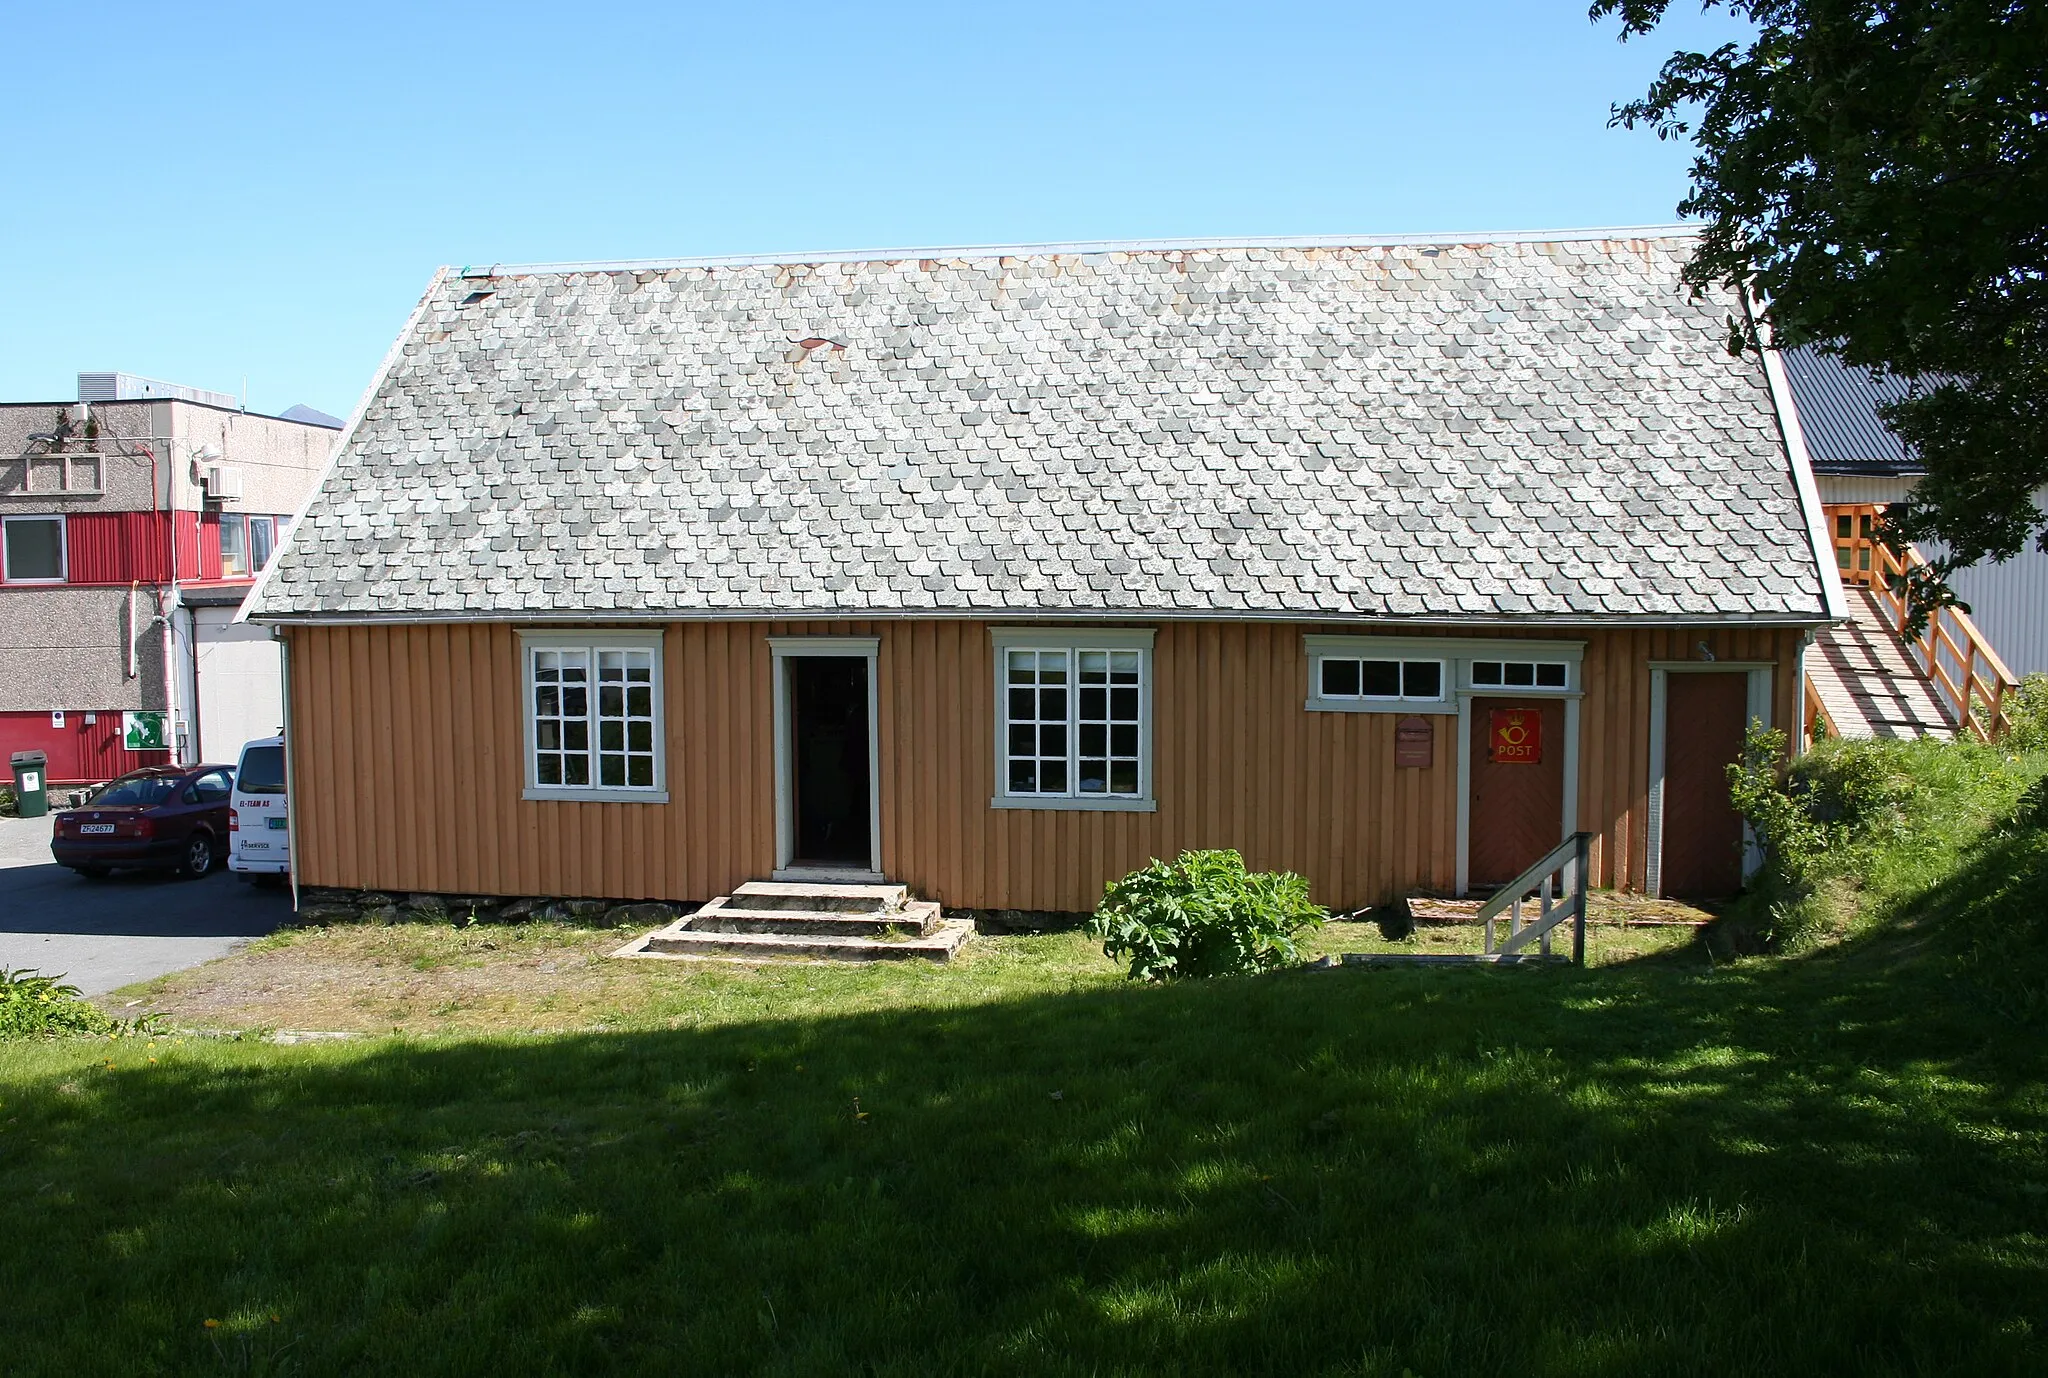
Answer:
[
  {"left": 993, "top": 629, "right": 1154, "bottom": 810},
  {"left": 521, "top": 633, "right": 667, "bottom": 801},
  {"left": 1303, "top": 635, "right": 1584, "bottom": 715},
  {"left": 1317, "top": 657, "right": 1443, "bottom": 702},
  {"left": 1472, "top": 660, "right": 1568, "bottom": 689}
]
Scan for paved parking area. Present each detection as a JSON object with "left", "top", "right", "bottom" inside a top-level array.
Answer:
[{"left": 0, "top": 814, "right": 290, "bottom": 997}]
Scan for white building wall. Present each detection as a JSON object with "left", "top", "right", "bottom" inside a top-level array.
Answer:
[
  {"left": 193, "top": 606, "right": 282, "bottom": 763},
  {"left": 1946, "top": 492, "right": 2048, "bottom": 678},
  {"left": 1814, "top": 474, "right": 1915, "bottom": 506}
]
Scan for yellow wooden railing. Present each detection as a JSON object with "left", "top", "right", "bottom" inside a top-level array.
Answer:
[{"left": 1823, "top": 503, "right": 2018, "bottom": 742}]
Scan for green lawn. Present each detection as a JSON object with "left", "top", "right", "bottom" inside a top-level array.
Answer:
[{"left": 5, "top": 913, "right": 2045, "bottom": 1375}]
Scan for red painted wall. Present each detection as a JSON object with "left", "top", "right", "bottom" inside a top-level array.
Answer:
[
  {"left": 63, "top": 511, "right": 220, "bottom": 585},
  {"left": 0, "top": 710, "right": 166, "bottom": 786}
]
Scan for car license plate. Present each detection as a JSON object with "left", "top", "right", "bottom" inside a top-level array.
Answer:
[
  {"left": 80, "top": 823, "right": 115, "bottom": 835},
  {"left": 268, "top": 816, "right": 288, "bottom": 830}
]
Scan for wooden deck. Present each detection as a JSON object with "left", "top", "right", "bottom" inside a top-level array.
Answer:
[{"left": 1808, "top": 588, "right": 1957, "bottom": 740}]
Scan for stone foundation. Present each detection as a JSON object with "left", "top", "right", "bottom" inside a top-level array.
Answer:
[{"left": 292, "top": 887, "right": 692, "bottom": 930}]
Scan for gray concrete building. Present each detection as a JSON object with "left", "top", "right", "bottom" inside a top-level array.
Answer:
[{"left": 1, "top": 374, "right": 338, "bottom": 782}]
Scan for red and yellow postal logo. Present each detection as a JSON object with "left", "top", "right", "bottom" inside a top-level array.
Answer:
[{"left": 1490, "top": 708, "right": 1541, "bottom": 765}]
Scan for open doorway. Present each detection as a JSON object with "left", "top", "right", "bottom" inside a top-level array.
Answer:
[{"left": 787, "top": 655, "right": 874, "bottom": 869}]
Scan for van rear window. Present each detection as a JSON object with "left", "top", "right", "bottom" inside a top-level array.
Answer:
[{"left": 237, "top": 745, "right": 286, "bottom": 794}]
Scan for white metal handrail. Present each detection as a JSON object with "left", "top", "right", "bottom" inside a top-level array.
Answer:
[{"left": 1477, "top": 831, "right": 1593, "bottom": 964}]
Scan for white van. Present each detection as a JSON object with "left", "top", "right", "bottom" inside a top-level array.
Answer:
[{"left": 228, "top": 735, "right": 290, "bottom": 878}]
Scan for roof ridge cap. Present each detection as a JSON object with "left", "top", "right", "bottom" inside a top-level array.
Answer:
[{"left": 457, "top": 225, "right": 1701, "bottom": 279}]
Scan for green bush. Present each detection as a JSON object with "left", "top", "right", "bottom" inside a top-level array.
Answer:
[
  {"left": 0, "top": 968, "right": 116, "bottom": 1040},
  {"left": 1092, "top": 849, "right": 1326, "bottom": 981},
  {"left": 1725, "top": 721, "right": 2048, "bottom": 953},
  {"left": 2004, "top": 672, "right": 2048, "bottom": 753}
]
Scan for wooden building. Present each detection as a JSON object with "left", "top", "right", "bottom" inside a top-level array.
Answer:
[{"left": 246, "top": 232, "right": 1844, "bottom": 911}]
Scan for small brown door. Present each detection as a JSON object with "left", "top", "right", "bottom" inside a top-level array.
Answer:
[
  {"left": 1468, "top": 698, "right": 1565, "bottom": 889},
  {"left": 1661, "top": 672, "right": 1750, "bottom": 897}
]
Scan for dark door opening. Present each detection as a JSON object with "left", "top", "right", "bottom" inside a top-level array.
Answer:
[
  {"left": 1661, "top": 672, "right": 1749, "bottom": 897},
  {"left": 790, "top": 656, "right": 873, "bottom": 868},
  {"left": 1468, "top": 697, "right": 1566, "bottom": 889}
]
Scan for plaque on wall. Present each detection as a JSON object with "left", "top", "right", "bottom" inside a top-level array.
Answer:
[{"left": 1395, "top": 715, "right": 1433, "bottom": 768}]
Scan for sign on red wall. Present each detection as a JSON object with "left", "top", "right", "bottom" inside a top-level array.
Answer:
[{"left": 1489, "top": 708, "right": 1542, "bottom": 765}]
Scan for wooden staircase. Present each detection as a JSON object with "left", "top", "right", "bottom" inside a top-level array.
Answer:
[
  {"left": 1809, "top": 506, "right": 2019, "bottom": 744},
  {"left": 612, "top": 881, "right": 973, "bottom": 964}
]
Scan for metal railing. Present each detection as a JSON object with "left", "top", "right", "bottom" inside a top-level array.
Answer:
[{"left": 1477, "top": 831, "right": 1593, "bottom": 964}]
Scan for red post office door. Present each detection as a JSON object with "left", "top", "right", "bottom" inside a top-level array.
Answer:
[
  {"left": 1660, "top": 673, "right": 1750, "bottom": 897},
  {"left": 1468, "top": 698, "right": 1565, "bottom": 889}
]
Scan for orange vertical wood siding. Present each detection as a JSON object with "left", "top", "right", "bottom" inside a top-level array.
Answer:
[{"left": 283, "top": 620, "right": 1806, "bottom": 911}]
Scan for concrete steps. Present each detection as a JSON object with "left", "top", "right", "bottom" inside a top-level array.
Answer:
[{"left": 612, "top": 880, "right": 970, "bottom": 965}]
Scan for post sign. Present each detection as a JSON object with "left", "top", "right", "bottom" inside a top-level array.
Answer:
[
  {"left": 1488, "top": 708, "right": 1541, "bottom": 765},
  {"left": 122, "top": 711, "right": 168, "bottom": 751},
  {"left": 1394, "top": 715, "right": 1433, "bottom": 768}
]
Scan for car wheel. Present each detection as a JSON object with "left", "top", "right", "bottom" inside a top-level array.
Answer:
[{"left": 180, "top": 833, "right": 215, "bottom": 878}]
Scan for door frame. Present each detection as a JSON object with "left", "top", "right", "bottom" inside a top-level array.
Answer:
[
  {"left": 768, "top": 636, "right": 883, "bottom": 882},
  {"left": 1455, "top": 691, "right": 1581, "bottom": 896},
  {"left": 1646, "top": 661, "right": 1773, "bottom": 897}
]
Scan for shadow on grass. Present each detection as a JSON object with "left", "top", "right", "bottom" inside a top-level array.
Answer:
[{"left": 3, "top": 933, "right": 2046, "bottom": 1377}]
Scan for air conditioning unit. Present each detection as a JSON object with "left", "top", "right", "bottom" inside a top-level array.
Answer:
[{"left": 202, "top": 464, "right": 244, "bottom": 501}]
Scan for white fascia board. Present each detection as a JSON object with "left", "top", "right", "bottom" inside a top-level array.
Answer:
[{"left": 1751, "top": 301, "right": 1850, "bottom": 623}]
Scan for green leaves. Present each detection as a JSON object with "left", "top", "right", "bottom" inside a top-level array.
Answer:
[
  {"left": 1598, "top": 0, "right": 2048, "bottom": 617},
  {"left": 0, "top": 968, "right": 114, "bottom": 1041},
  {"left": 1091, "top": 850, "right": 1327, "bottom": 982}
]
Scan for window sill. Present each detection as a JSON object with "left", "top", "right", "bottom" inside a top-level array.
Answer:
[
  {"left": 1304, "top": 698, "right": 1456, "bottom": 715},
  {"left": 523, "top": 787, "right": 669, "bottom": 804},
  {"left": 990, "top": 794, "right": 1157, "bottom": 813}
]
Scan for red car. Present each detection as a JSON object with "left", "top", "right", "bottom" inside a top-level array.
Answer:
[{"left": 49, "top": 765, "right": 237, "bottom": 879}]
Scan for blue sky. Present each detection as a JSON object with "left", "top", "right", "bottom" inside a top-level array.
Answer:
[{"left": 0, "top": 1, "right": 1737, "bottom": 419}]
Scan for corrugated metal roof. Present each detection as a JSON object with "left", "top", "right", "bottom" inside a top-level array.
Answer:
[{"left": 1779, "top": 344, "right": 1923, "bottom": 472}]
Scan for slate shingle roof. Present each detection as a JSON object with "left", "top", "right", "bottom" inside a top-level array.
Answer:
[{"left": 252, "top": 233, "right": 1830, "bottom": 623}]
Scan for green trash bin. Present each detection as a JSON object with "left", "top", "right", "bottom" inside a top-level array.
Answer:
[{"left": 10, "top": 750, "right": 49, "bottom": 819}]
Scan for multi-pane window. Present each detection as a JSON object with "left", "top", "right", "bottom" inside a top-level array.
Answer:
[
  {"left": 525, "top": 637, "right": 663, "bottom": 797},
  {"left": 1471, "top": 660, "right": 1568, "bottom": 689},
  {"left": 217, "top": 514, "right": 289, "bottom": 578},
  {"left": 1317, "top": 657, "right": 1443, "bottom": 702},
  {"left": 1006, "top": 649, "right": 1070, "bottom": 794},
  {"left": 1077, "top": 650, "right": 1143, "bottom": 796},
  {"left": 532, "top": 650, "right": 592, "bottom": 786},
  {"left": 999, "top": 635, "right": 1151, "bottom": 805}
]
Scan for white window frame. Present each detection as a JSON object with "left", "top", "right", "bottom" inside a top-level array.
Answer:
[
  {"left": 248, "top": 515, "right": 278, "bottom": 572},
  {"left": 991, "top": 627, "right": 1156, "bottom": 812},
  {"left": 518, "top": 629, "right": 668, "bottom": 803},
  {"left": 1312, "top": 654, "right": 1448, "bottom": 706},
  {"left": 1305, "top": 635, "right": 1584, "bottom": 714},
  {"left": 1, "top": 514, "right": 67, "bottom": 584},
  {"left": 1468, "top": 659, "right": 1573, "bottom": 692},
  {"left": 217, "top": 513, "right": 250, "bottom": 578}
]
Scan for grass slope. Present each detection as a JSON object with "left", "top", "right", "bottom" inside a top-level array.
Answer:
[{"left": 3, "top": 927, "right": 2044, "bottom": 1376}]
